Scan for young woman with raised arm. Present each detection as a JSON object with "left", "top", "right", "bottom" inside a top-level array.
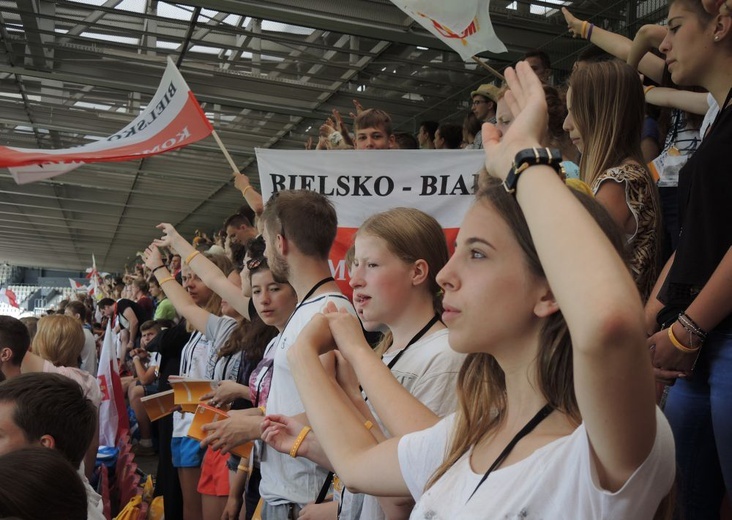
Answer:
[
  {"left": 141, "top": 245, "right": 239, "bottom": 520},
  {"left": 280, "top": 61, "right": 675, "bottom": 519},
  {"left": 154, "top": 223, "right": 252, "bottom": 319}
]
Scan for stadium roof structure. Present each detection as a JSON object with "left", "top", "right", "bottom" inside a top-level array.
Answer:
[{"left": 0, "top": 0, "right": 666, "bottom": 271}]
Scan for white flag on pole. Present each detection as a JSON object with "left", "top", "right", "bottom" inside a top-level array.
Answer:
[{"left": 391, "top": 0, "right": 507, "bottom": 60}]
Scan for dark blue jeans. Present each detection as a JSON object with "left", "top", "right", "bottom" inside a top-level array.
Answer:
[{"left": 664, "top": 328, "right": 732, "bottom": 519}]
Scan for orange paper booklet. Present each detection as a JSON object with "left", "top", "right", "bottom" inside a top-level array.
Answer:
[
  {"left": 187, "top": 404, "right": 254, "bottom": 459},
  {"left": 169, "top": 378, "right": 216, "bottom": 412},
  {"left": 140, "top": 389, "right": 175, "bottom": 422}
]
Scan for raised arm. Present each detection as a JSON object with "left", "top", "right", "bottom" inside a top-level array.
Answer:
[
  {"left": 141, "top": 244, "right": 211, "bottom": 334},
  {"left": 484, "top": 62, "right": 656, "bottom": 491},
  {"left": 645, "top": 87, "right": 709, "bottom": 115},
  {"left": 327, "top": 307, "right": 440, "bottom": 436},
  {"left": 288, "top": 313, "right": 409, "bottom": 496},
  {"left": 155, "top": 223, "right": 251, "bottom": 319},
  {"left": 233, "top": 173, "right": 264, "bottom": 217},
  {"left": 627, "top": 24, "right": 668, "bottom": 70},
  {"left": 562, "top": 7, "right": 665, "bottom": 83}
]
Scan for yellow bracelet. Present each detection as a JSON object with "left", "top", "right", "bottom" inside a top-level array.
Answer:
[
  {"left": 184, "top": 250, "right": 201, "bottom": 266},
  {"left": 364, "top": 420, "right": 374, "bottom": 430},
  {"left": 289, "top": 426, "right": 312, "bottom": 458},
  {"left": 258, "top": 406, "right": 266, "bottom": 415},
  {"left": 157, "top": 276, "right": 175, "bottom": 285},
  {"left": 237, "top": 461, "right": 250, "bottom": 472},
  {"left": 644, "top": 85, "right": 656, "bottom": 95},
  {"left": 581, "top": 20, "right": 589, "bottom": 39},
  {"left": 668, "top": 326, "right": 699, "bottom": 354},
  {"left": 242, "top": 185, "right": 253, "bottom": 196}
]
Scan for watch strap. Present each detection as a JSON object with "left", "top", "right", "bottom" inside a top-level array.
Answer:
[{"left": 503, "top": 147, "right": 563, "bottom": 194}]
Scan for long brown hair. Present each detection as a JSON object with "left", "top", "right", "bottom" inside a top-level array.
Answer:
[
  {"left": 569, "top": 60, "right": 647, "bottom": 187},
  {"left": 427, "top": 179, "right": 627, "bottom": 488}
]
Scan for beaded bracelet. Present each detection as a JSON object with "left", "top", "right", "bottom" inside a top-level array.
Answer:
[
  {"left": 184, "top": 250, "right": 201, "bottom": 266},
  {"left": 677, "top": 317, "right": 706, "bottom": 350},
  {"left": 668, "top": 326, "right": 699, "bottom": 354},
  {"left": 289, "top": 426, "right": 312, "bottom": 458},
  {"left": 678, "top": 312, "right": 707, "bottom": 340}
]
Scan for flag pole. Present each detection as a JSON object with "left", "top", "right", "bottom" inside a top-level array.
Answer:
[
  {"left": 211, "top": 129, "right": 241, "bottom": 175},
  {"left": 472, "top": 56, "right": 505, "bottom": 82}
]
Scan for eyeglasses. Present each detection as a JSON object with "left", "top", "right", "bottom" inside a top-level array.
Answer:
[{"left": 472, "top": 100, "right": 488, "bottom": 106}]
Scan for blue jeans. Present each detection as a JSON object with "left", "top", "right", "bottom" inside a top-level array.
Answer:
[{"left": 664, "top": 328, "right": 732, "bottom": 519}]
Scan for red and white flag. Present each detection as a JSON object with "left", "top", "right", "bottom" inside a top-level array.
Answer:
[
  {"left": 390, "top": 0, "right": 507, "bottom": 60},
  {"left": 2, "top": 57, "right": 214, "bottom": 184},
  {"left": 69, "top": 278, "right": 86, "bottom": 291},
  {"left": 0, "top": 288, "right": 19, "bottom": 308},
  {"left": 85, "top": 254, "right": 101, "bottom": 297},
  {"left": 97, "top": 321, "right": 129, "bottom": 446}
]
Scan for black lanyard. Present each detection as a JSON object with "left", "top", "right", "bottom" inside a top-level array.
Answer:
[
  {"left": 385, "top": 314, "right": 442, "bottom": 370},
  {"left": 363, "top": 314, "right": 441, "bottom": 403},
  {"left": 467, "top": 404, "right": 553, "bottom": 503},
  {"left": 278, "top": 276, "right": 334, "bottom": 341}
]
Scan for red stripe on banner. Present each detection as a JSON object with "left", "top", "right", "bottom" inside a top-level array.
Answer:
[
  {"left": 0, "top": 93, "right": 212, "bottom": 168},
  {"left": 329, "top": 226, "right": 459, "bottom": 300}
]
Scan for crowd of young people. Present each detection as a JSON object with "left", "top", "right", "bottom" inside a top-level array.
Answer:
[{"left": 0, "top": 0, "right": 730, "bottom": 518}]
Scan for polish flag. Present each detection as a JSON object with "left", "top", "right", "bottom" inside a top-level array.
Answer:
[
  {"left": 0, "top": 288, "right": 19, "bottom": 308},
  {"left": 1, "top": 57, "right": 214, "bottom": 184},
  {"left": 97, "top": 321, "right": 129, "bottom": 446}
]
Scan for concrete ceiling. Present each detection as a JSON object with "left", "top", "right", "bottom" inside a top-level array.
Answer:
[{"left": 0, "top": 0, "right": 665, "bottom": 272}]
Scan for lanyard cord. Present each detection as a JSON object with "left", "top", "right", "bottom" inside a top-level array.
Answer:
[
  {"left": 279, "top": 276, "right": 335, "bottom": 340},
  {"left": 363, "top": 314, "right": 441, "bottom": 403},
  {"left": 385, "top": 314, "right": 442, "bottom": 370},
  {"left": 467, "top": 404, "right": 553, "bottom": 503}
]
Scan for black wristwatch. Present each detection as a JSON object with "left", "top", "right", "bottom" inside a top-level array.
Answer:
[{"left": 503, "top": 147, "right": 564, "bottom": 194}]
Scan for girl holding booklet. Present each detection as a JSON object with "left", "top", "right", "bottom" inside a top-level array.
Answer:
[
  {"left": 270, "top": 62, "right": 675, "bottom": 519},
  {"left": 142, "top": 246, "right": 240, "bottom": 520}
]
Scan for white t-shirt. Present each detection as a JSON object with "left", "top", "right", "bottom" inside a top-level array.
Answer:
[
  {"left": 42, "top": 359, "right": 102, "bottom": 409},
  {"left": 259, "top": 292, "right": 355, "bottom": 507},
  {"left": 80, "top": 328, "right": 98, "bottom": 375},
  {"left": 701, "top": 92, "right": 720, "bottom": 139},
  {"left": 205, "top": 314, "right": 240, "bottom": 383},
  {"left": 358, "top": 329, "right": 464, "bottom": 520},
  {"left": 172, "top": 330, "right": 215, "bottom": 438},
  {"left": 79, "top": 466, "right": 105, "bottom": 520},
  {"left": 397, "top": 407, "right": 675, "bottom": 520},
  {"left": 372, "top": 329, "right": 463, "bottom": 434},
  {"left": 173, "top": 316, "right": 240, "bottom": 437}
]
